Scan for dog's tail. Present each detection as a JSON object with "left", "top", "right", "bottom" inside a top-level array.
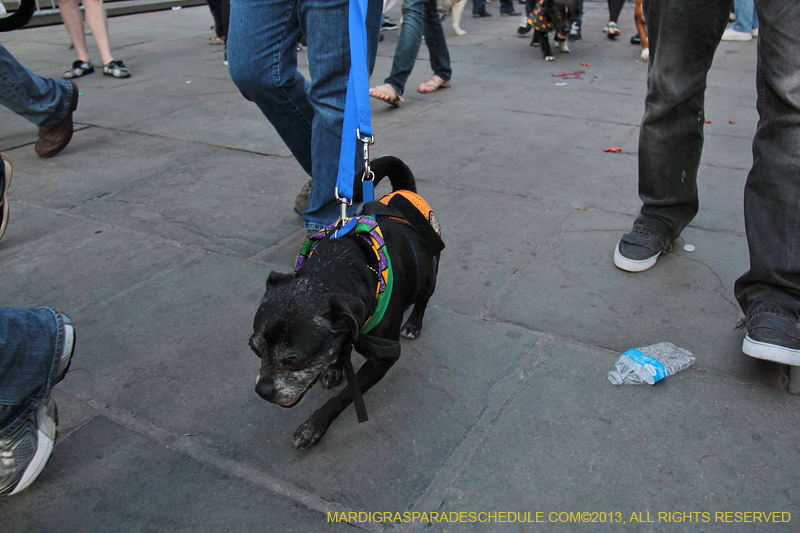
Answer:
[{"left": 354, "top": 155, "right": 416, "bottom": 202}]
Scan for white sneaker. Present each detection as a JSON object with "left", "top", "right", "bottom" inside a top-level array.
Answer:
[{"left": 721, "top": 28, "right": 752, "bottom": 41}]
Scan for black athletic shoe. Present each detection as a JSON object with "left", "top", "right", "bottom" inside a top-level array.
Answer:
[
  {"left": 473, "top": 11, "right": 492, "bottom": 17},
  {"left": 743, "top": 313, "right": 800, "bottom": 366},
  {"left": 381, "top": 19, "right": 398, "bottom": 30},
  {"left": 614, "top": 231, "right": 665, "bottom": 272}
]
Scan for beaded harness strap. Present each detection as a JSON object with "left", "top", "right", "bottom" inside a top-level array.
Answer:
[{"left": 295, "top": 215, "right": 393, "bottom": 335}]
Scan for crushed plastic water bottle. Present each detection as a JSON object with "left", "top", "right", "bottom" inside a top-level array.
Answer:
[{"left": 608, "top": 342, "right": 695, "bottom": 385}]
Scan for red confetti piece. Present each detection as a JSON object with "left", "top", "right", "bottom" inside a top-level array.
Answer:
[
  {"left": 604, "top": 147, "right": 622, "bottom": 153},
  {"left": 729, "top": 120, "right": 736, "bottom": 124},
  {"left": 704, "top": 120, "right": 711, "bottom": 124},
  {"left": 582, "top": 62, "right": 590, "bottom": 67}
]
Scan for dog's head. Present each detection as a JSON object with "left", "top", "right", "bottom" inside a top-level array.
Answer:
[
  {"left": 544, "top": 0, "right": 580, "bottom": 39},
  {"left": 249, "top": 271, "right": 365, "bottom": 407}
]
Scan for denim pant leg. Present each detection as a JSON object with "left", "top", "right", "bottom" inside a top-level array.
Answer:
[
  {"left": 633, "top": 0, "right": 732, "bottom": 248},
  {"left": 0, "top": 44, "right": 73, "bottom": 130},
  {"left": 0, "top": 308, "right": 64, "bottom": 437},
  {"left": 499, "top": 0, "right": 515, "bottom": 14},
  {"left": 228, "top": 0, "right": 381, "bottom": 230},
  {"left": 734, "top": 0, "right": 800, "bottom": 321},
  {"left": 473, "top": 0, "right": 486, "bottom": 15},
  {"left": 731, "top": 0, "right": 757, "bottom": 32},
  {"left": 385, "top": 0, "right": 427, "bottom": 94},
  {"left": 422, "top": 0, "right": 451, "bottom": 81}
]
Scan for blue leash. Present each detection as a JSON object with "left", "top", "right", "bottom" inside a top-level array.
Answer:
[
  {"left": 331, "top": 0, "right": 379, "bottom": 424},
  {"left": 336, "top": 0, "right": 375, "bottom": 217}
]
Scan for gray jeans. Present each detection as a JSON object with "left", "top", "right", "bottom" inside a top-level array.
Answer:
[{"left": 633, "top": 0, "right": 800, "bottom": 321}]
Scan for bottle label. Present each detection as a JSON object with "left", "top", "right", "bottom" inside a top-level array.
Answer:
[{"left": 624, "top": 348, "right": 667, "bottom": 383}]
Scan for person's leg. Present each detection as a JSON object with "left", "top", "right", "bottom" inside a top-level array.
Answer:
[
  {"left": 57, "top": 0, "right": 92, "bottom": 63},
  {"left": 385, "top": 0, "right": 427, "bottom": 95},
  {"left": 607, "top": 0, "right": 624, "bottom": 23},
  {"left": 81, "top": 0, "right": 114, "bottom": 66},
  {"left": 614, "top": 0, "right": 732, "bottom": 272},
  {"left": 0, "top": 44, "right": 74, "bottom": 129},
  {"left": 729, "top": 0, "right": 754, "bottom": 31},
  {"left": 207, "top": 0, "right": 225, "bottom": 36},
  {"left": 220, "top": 0, "right": 231, "bottom": 38},
  {"left": 473, "top": 0, "right": 487, "bottom": 16},
  {"left": 422, "top": 0, "right": 451, "bottom": 82},
  {"left": 228, "top": 0, "right": 314, "bottom": 179},
  {"left": 0, "top": 307, "right": 75, "bottom": 496},
  {"left": 499, "top": 0, "right": 517, "bottom": 15},
  {"left": 569, "top": 0, "right": 584, "bottom": 41},
  {"left": 228, "top": 0, "right": 380, "bottom": 230},
  {"left": 734, "top": 0, "right": 800, "bottom": 363}
]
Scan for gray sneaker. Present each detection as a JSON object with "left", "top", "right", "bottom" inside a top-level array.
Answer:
[
  {"left": 0, "top": 395, "right": 57, "bottom": 496},
  {"left": 294, "top": 179, "right": 313, "bottom": 215},
  {"left": 743, "top": 312, "right": 800, "bottom": 366},
  {"left": 0, "top": 313, "right": 74, "bottom": 496},
  {"left": 614, "top": 231, "right": 667, "bottom": 272}
]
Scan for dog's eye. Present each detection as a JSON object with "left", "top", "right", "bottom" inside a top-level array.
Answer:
[{"left": 281, "top": 358, "right": 304, "bottom": 371}]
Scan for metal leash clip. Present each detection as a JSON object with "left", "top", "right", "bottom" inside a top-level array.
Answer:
[
  {"left": 334, "top": 187, "right": 350, "bottom": 227},
  {"left": 358, "top": 129, "right": 375, "bottom": 203}
]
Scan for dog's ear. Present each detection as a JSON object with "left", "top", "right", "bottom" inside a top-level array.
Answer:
[
  {"left": 329, "top": 295, "right": 366, "bottom": 343},
  {"left": 266, "top": 270, "right": 294, "bottom": 288}
]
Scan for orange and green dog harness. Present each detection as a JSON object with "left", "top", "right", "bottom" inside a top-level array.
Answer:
[{"left": 296, "top": 215, "right": 393, "bottom": 335}]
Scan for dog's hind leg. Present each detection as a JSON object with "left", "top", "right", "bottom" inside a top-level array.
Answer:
[
  {"left": 451, "top": 0, "right": 466, "bottom": 35},
  {"left": 293, "top": 357, "right": 399, "bottom": 449},
  {"left": 401, "top": 256, "right": 439, "bottom": 339}
]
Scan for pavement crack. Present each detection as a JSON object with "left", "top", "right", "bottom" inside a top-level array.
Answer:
[
  {"left": 66, "top": 191, "right": 111, "bottom": 209},
  {"left": 407, "top": 340, "right": 545, "bottom": 517}
]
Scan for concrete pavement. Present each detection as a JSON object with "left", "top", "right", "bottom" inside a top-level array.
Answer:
[{"left": 1, "top": 3, "right": 798, "bottom": 531}]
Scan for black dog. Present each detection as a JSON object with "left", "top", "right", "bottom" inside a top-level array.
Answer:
[
  {"left": 527, "top": 0, "right": 579, "bottom": 61},
  {"left": 249, "top": 156, "right": 443, "bottom": 449}
]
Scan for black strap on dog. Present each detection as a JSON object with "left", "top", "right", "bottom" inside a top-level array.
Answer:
[
  {"left": 341, "top": 343, "right": 368, "bottom": 423},
  {"left": 388, "top": 195, "right": 445, "bottom": 255},
  {"left": 343, "top": 334, "right": 401, "bottom": 423},
  {"left": 361, "top": 199, "right": 445, "bottom": 256}
]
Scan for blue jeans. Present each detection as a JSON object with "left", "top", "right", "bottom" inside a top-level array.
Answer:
[
  {"left": 228, "top": 0, "right": 382, "bottom": 230},
  {"left": 0, "top": 44, "right": 74, "bottom": 130},
  {"left": 384, "top": 0, "right": 451, "bottom": 95},
  {"left": 731, "top": 0, "right": 758, "bottom": 32},
  {"left": 0, "top": 308, "right": 65, "bottom": 437},
  {"left": 634, "top": 0, "right": 800, "bottom": 321}
]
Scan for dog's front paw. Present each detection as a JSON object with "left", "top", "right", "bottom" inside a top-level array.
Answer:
[
  {"left": 545, "top": 55, "right": 555, "bottom": 61},
  {"left": 320, "top": 364, "right": 344, "bottom": 389},
  {"left": 454, "top": 26, "right": 466, "bottom": 36},
  {"left": 401, "top": 322, "right": 421, "bottom": 339},
  {"left": 293, "top": 419, "right": 326, "bottom": 449}
]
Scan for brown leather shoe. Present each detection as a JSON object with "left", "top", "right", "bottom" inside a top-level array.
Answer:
[{"left": 35, "top": 81, "right": 79, "bottom": 158}]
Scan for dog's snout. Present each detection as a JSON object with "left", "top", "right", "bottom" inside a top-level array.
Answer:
[{"left": 255, "top": 380, "right": 275, "bottom": 400}]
